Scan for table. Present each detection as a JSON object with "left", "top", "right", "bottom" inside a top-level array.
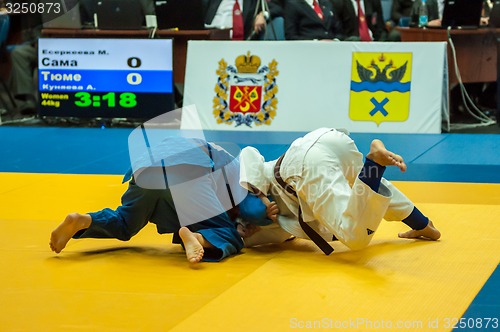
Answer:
[
  {"left": 41, "top": 28, "right": 230, "bottom": 85},
  {"left": 398, "top": 27, "right": 500, "bottom": 86}
]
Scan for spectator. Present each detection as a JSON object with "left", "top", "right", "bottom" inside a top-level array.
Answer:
[
  {"left": 385, "top": 0, "right": 414, "bottom": 41},
  {"left": 7, "top": 0, "right": 42, "bottom": 115},
  {"left": 409, "top": 0, "right": 440, "bottom": 27},
  {"left": 385, "top": 0, "right": 439, "bottom": 41},
  {"left": 284, "top": 0, "right": 344, "bottom": 40},
  {"left": 331, "top": 0, "right": 386, "bottom": 41},
  {"left": 204, "top": 0, "right": 284, "bottom": 40}
]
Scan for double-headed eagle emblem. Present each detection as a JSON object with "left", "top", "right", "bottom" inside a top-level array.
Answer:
[
  {"left": 356, "top": 59, "right": 408, "bottom": 83},
  {"left": 349, "top": 52, "right": 413, "bottom": 126}
]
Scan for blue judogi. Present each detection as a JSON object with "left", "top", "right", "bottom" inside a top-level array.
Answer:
[{"left": 73, "top": 137, "right": 245, "bottom": 262}]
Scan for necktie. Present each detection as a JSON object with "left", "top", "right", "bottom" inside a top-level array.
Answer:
[
  {"left": 356, "top": 0, "right": 372, "bottom": 41},
  {"left": 232, "top": 0, "right": 244, "bottom": 40},
  {"left": 312, "top": 0, "right": 324, "bottom": 20}
]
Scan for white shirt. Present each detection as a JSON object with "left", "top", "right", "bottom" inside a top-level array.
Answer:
[
  {"left": 350, "top": 0, "right": 365, "bottom": 16},
  {"left": 438, "top": 0, "right": 445, "bottom": 19},
  {"left": 206, "top": 0, "right": 244, "bottom": 29},
  {"left": 304, "top": 0, "right": 316, "bottom": 10}
]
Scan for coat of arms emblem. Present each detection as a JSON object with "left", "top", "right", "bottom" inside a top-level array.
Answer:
[
  {"left": 349, "top": 52, "right": 412, "bottom": 126},
  {"left": 213, "top": 51, "right": 279, "bottom": 127}
]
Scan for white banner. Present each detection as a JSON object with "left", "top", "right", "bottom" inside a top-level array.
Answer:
[{"left": 182, "top": 41, "right": 448, "bottom": 133}]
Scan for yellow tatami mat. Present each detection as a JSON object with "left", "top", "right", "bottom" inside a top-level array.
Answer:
[{"left": 0, "top": 173, "right": 499, "bottom": 331}]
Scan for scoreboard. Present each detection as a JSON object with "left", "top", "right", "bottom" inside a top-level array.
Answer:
[{"left": 38, "top": 38, "right": 175, "bottom": 119}]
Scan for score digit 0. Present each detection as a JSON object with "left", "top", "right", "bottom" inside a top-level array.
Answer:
[
  {"left": 127, "top": 57, "right": 142, "bottom": 85},
  {"left": 127, "top": 73, "right": 142, "bottom": 85}
]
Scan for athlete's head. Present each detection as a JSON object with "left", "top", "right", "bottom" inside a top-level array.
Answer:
[{"left": 238, "top": 193, "right": 273, "bottom": 226}]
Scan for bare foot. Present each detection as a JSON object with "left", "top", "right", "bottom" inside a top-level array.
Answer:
[
  {"left": 366, "top": 139, "right": 407, "bottom": 172},
  {"left": 49, "top": 213, "right": 91, "bottom": 253},
  {"left": 398, "top": 220, "right": 441, "bottom": 241},
  {"left": 179, "top": 227, "right": 204, "bottom": 263}
]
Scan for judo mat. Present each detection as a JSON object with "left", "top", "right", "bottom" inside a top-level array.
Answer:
[{"left": 0, "top": 127, "right": 499, "bottom": 331}]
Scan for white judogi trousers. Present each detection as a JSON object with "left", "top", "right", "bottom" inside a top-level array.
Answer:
[{"left": 240, "top": 128, "right": 415, "bottom": 250}]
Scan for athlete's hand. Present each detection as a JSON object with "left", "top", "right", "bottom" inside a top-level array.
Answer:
[{"left": 266, "top": 202, "right": 279, "bottom": 223}]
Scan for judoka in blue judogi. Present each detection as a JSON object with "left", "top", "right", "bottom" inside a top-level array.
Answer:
[{"left": 49, "top": 133, "right": 257, "bottom": 263}]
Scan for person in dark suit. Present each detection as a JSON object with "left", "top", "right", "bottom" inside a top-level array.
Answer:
[
  {"left": 6, "top": 0, "right": 42, "bottom": 115},
  {"left": 204, "top": 0, "right": 284, "bottom": 40},
  {"left": 385, "top": 0, "right": 414, "bottom": 41},
  {"left": 79, "top": 0, "right": 155, "bottom": 27},
  {"left": 409, "top": 0, "right": 440, "bottom": 26},
  {"left": 385, "top": 0, "right": 440, "bottom": 41},
  {"left": 330, "top": 0, "right": 386, "bottom": 41},
  {"left": 390, "top": 0, "right": 414, "bottom": 25},
  {"left": 284, "top": 0, "right": 344, "bottom": 40}
]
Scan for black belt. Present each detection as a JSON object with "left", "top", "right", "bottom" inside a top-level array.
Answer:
[{"left": 273, "top": 154, "right": 334, "bottom": 255}]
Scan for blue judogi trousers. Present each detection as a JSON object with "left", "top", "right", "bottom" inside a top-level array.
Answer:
[{"left": 73, "top": 175, "right": 244, "bottom": 262}]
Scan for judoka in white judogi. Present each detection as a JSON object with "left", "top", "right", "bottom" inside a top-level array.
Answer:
[{"left": 239, "top": 128, "right": 440, "bottom": 251}]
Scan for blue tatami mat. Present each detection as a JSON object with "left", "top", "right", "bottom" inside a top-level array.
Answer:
[
  {"left": 2, "top": 127, "right": 132, "bottom": 174},
  {"left": 1, "top": 126, "right": 499, "bottom": 329},
  {"left": 1, "top": 127, "right": 500, "bottom": 183},
  {"left": 461, "top": 264, "right": 500, "bottom": 331}
]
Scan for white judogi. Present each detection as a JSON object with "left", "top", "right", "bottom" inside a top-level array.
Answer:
[{"left": 240, "top": 128, "right": 415, "bottom": 250}]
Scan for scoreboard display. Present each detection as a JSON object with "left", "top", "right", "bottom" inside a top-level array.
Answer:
[{"left": 38, "top": 38, "right": 175, "bottom": 119}]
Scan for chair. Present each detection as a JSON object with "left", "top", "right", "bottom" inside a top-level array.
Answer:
[
  {"left": 0, "top": 14, "right": 18, "bottom": 113},
  {"left": 263, "top": 17, "right": 285, "bottom": 40}
]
